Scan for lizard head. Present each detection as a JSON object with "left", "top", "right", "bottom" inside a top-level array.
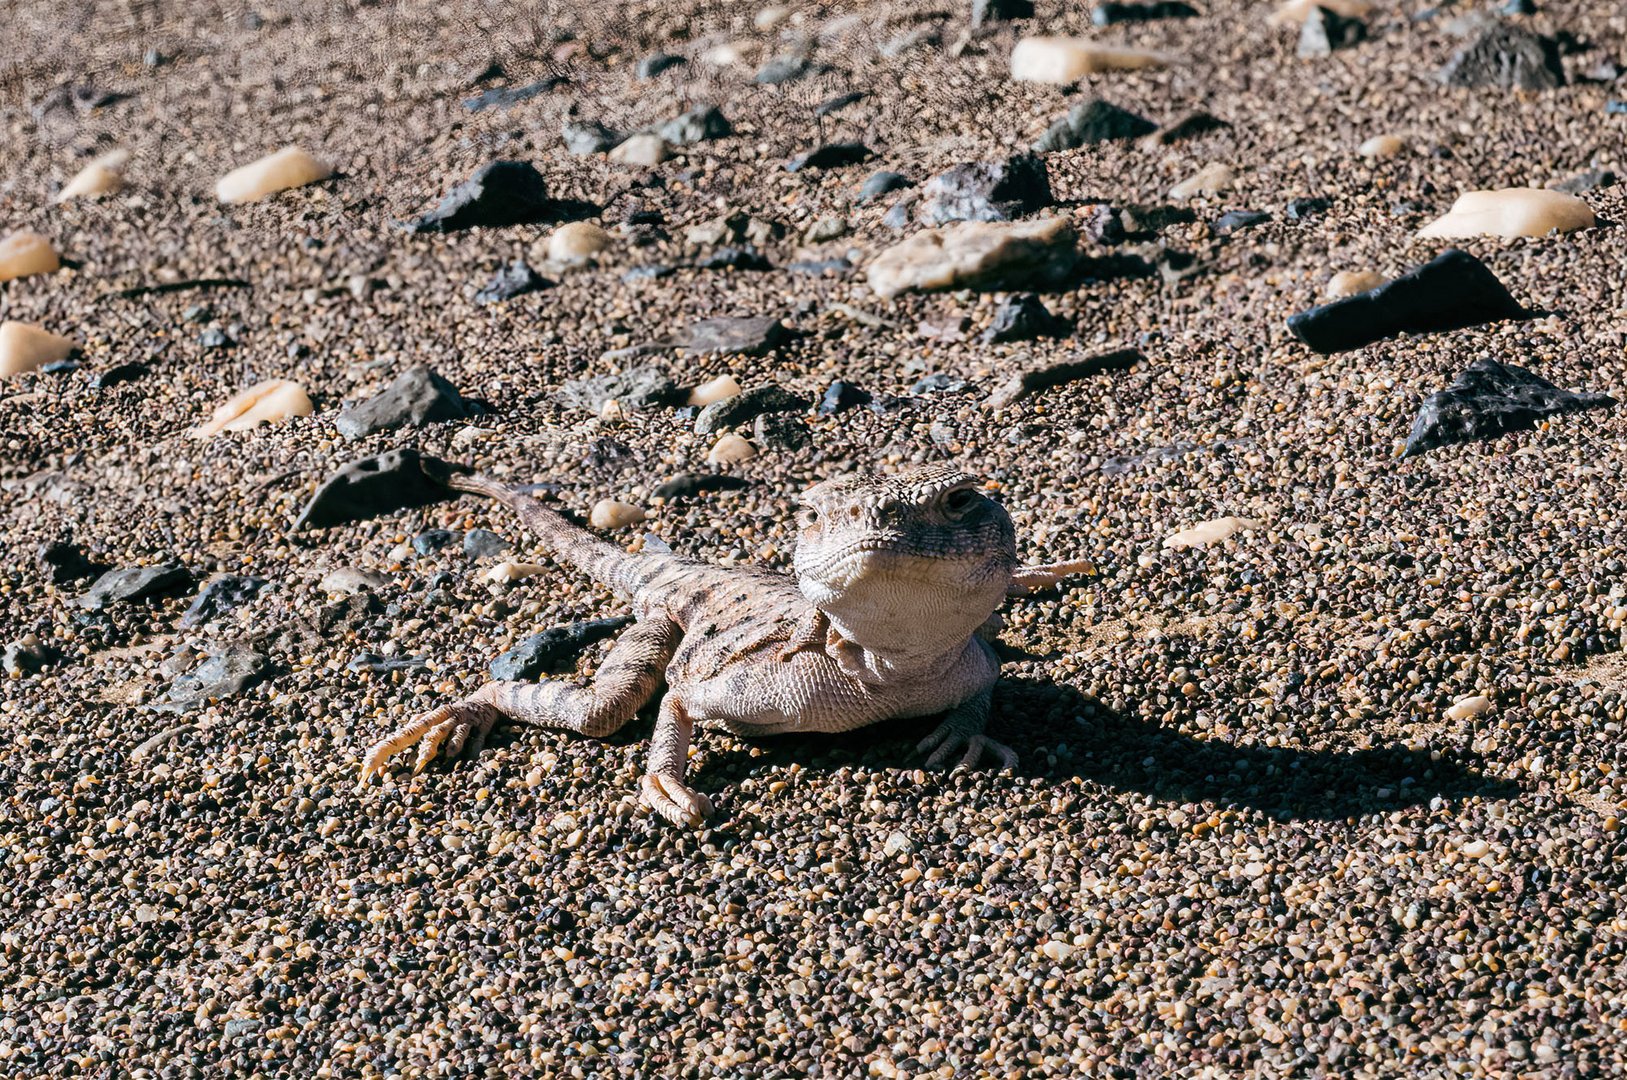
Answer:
[{"left": 792, "top": 464, "right": 1017, "bottom": 649}]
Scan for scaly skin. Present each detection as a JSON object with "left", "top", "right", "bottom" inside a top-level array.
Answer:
[{"left": 358, "top": 464, "right": 1088, "bottom": 826}]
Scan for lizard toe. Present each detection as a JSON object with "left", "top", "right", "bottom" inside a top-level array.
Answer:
[{"left": 641, "top": 773, "right": 713, "bottom": 828}]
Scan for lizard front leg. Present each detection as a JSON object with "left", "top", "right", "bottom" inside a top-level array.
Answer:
[
  {"left": 917, "top": 685, "right": 1018, "bottom": 771},
  {"left": 641, "top": 696, "right": 713, "bottom": 827},
  {"left": 1007, "top": 559, "right": 1094, "bottom": 596},
  {"left": 359, "top": 617, "right": 680, "bottom": 782}
]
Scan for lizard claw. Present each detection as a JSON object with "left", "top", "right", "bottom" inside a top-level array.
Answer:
[
  {"left": 640, "top": 773, "right": 714, "bottom": 828},
  {"left": 358, "top": 699, "right": 499, "bottom": 785},
  {"left": 918, "top": 724, "right": 1018, "bottom": 772}
]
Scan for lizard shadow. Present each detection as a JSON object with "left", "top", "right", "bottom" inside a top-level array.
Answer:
[{"left": 700, "top": 675, "right": 1520, "bottom": 823}]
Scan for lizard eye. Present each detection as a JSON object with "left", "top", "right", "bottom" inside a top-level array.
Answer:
[
  {"left": 943, "top": 488, "right": 978, "bottom": 516},
  {"left": 798, "top": 508, "right": 820, "bottom": 529}
]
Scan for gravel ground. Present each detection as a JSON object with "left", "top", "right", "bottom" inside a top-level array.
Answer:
[{"left": 4, "top": 0, "right": 1627, "bottom": 1076}]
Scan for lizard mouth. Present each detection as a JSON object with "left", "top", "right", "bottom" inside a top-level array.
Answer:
[{"left": 801, "top": 537, "right": 982, "bottom": 587}]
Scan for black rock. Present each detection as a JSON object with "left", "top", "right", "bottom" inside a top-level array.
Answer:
[
  {"left": 475, "top": 259, "right": 550, "bottom": 304},
  {"left": 1214, "top": 209, "right": 1270, "bottom": 234},
  {"left": 912, "top": 373, "right": 970, "bottom": 394},
  {"left": 462, "top": 77, "right": 562, "bottom": 113},
  {"left": 1298, "top": 7, "right": 1367, "bottom": 57},
  {"left": 683, "top": 317, "right": 788, "bottom": 357},
  {"left": 1403, "top": 359, "right": 1616, "bottom": 457},
  {"left": 180, "top": 575, "right": 267, "bottom": 629},
  {"left": 1553, "top": 168, "right": 1616, "bottom": 194},
  {"left": 695, "top": 385, "right": 808, "bottom": 435},
  {"left": 786, "top": 143, "right": 873, "bottom": 173},
  {"left": 1144, "top": 110, "right": 1231, "bottom": 145},
  {"left": 198, "top": 328, "right": 233, "bottom": 350},
  {"left": 404, "top": 161, "right": 553, "bottom": 232},
  {"left": 1285, "top": 197, "right": 1332, "bottom": 221},
  {"left": 1501, "top": 0, "right": 1535, "bottom": 14},
  {"left": 818, "top": 380, "right": 872, "bottom": 415},
  {"left": 466, "top": 58, "right": 505, "bottom": 85},
  {"left": 637, "top": 53, "right": 686, "bottom": 79},
  {"left": 653, "top": 473, "right": 750, "bottom": 499},
  {"left": 788, "top": 257, "right": 854, "bottom": 277},
  {"left": 971, "top": 0, "right": 1034, "bottom": 24},
  {"left": 1032, "top": 100, "right": 1156, "bottom": 153},
  {"left": 982, "top": 294, "right": 1071, "bottom": 343},
  {"left": 756, "top": 54, "right": 812, "bottom": 84},
  {"left": 2, "top": 639, "right": 57, "bottom": 677},
  {"left": 696, "top": 246, "right": 772, "bottom": 271},
  {"left": 860, "top": 170, "right": 913, "bottom": 203},
  {"left": 1081, "top": 205, "right": 1127, "bottom": 245},
  {"left": 412, "top": 529, "right": 461, "bottom": 555},
  {"left": 159, "top": 647, "right": 271, "bottom": 711},
  {"left": 753, "top": 411, "right": 811, "bottom": 449},
  {"left": 658, "top": 105, "right": 731, "bottom": 145},
  {"left": 562, "top": 121, "right": 624, "bottom": 156},
  {"left": 556, "top": 365, "right": 678, "bottom": 412},
  {"left": 1155, "top": 247, "right": 1203, "bottom": 286},
  {"left": 335, "top": 366, "right": 476, "bottom": 440},
  {"left": 38, "top": 541, "right": 105, "bottom": 584},
  {"left": 42, "top": 359, "right": 80, "bottom": 374},
  {"left": 489, "top": 617, "right": 634, "bottom": 681},
  {"left": 462, "top": 529, "right": 512, "bottom": 560},
  {"left": 985, "top": 348, "right": 1142, "bottom": 409},
  {"left": 1441, "top": 25, "right": 1564, "bottom": 89},
  {"left": 917, "top": 154, "right": 1052, "bottom": 226},
  {"left": 1286, "top": 249, "right": 1525, "bottom": 355},
  {"left": 348, "top": 652, "right": 429, "bottom": 674},
  {"left": 622, "top": 264, "right": 676, "bottom": 282},
  {"left": 815, "top": 91, "right": 866, "bottom": 117},
  {"left": 1092, "top": 1, "right": 1197, "bottom": 23},
  {"left": 291, "top": 449, "right": 465, "bottom": 532},
  {"left": 91, "top": 361, "right": 150, "bottom": 388},
  {"left": 79, "top": 564, "right": 191, "bottom": 610}
]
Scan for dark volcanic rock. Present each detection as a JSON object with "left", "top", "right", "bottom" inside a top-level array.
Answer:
[
  {"left": 637, "top": 53, "right": 685, "bottom": 79},
  {"left": 1441, "top": 25, "right": 1564, "bottom": 89},
  {"left": 788, "top": 257, "right": 854, "bottom": 277},
  {"left": 1553, "top": 169, "right": 1616, "bottom": 194},
  {"left": 658, "top": 105, "right": 731, "bottom": 145},
  {"left": 348, "top": 652, "right": 429, "bottom": 674},
  {"left": 556, "top": 365, "right": 678, "bottom": 412},
  {"left": 972, "top": 0, "right": 1035, "bottom": 24},
  {"left": 786, "top": 143, "right": 873, "bottom": 173},
  {"left": 984, "top": 348, "right": 1142, "bottom": 409},
  {"left": 462, "top": 529, "right": 512, "bottom": 559},
  {"left": 291, "top": 449, "right": 465, "bottom": 532},
  {"left": 404, "top": 161, "right": 553, "bottom": 232},
  {"left": 1298, "top": 7, "right": 1367, "bottom": 57},
  {"left": 1143, "top": 110, "right": 1230, "bottom": 145},
  {"left": 1032, "top": 100, "right": 1156, "bottom": 153},
  {"left": 91, "top": 361, "right": 150, "bottom": 388},
  {"left": 159, "top": 647, "right": 271, "bottom": 711},
  {"left": 2, "top": 638, "right": 57, "bottom": 677},
  {"left": 695, "top": 386, "right": 808, "bottom": 435},
  {"left": 1093, "top": 1, "right": 1198, "bottom": 23},
  {"left": 562, "top": 120, "right": 624, "bottom": 155},
  {"left": 1403, "top": 359, "right": 1616, "bottom": 457},
  {"left": 1285, "top": 197, "right": 1332, "bottom": 221},
  {"left": 1214, "top": 209, "right": 1270, "bottom": 234},
  {"left": 818, "top": 380, "right": 873, "bottom": 415},
  {"left": 411, "top": 529, "right": 461, "bottom": 555},
  {"left": 1286, "top": 249, "right": 1526, "bottom": 354},
  {"left": 475, "top": 259, "right": 550, "bottom": 304},
  {"left": 982, "top": 294, "right": 1071, "bottom": 343},
  {"left": 653, "top": 473, "right": 750, "bottom": 499},
  {"left": 489, "top": 617, "right": 635, "bottom": 681},
  {"left": 335, "top": 367, "right": 476, "bottom": 440},
  {"left": 79, "top": 564, "right": 191, "bottom": 609},
  {"left": 917, "top": 154, "right": 1052, "bottom": 226},
  {"left": 181, "top": 575, "right": 267, "bottom": 629},
  {"left": 756, "top": 54, "right": 813, "bottom": 84},
  {"left": 860, "top": 170, "right": 912, "bottom": 203},
  {"left": 696, "top": 246, "right": 772, "bottom": 271},
  {"left": 815, "top": 91, "right": 866, "bottom": 117},
  {"left": 462, "top": 77, "right": 562, "bottom": 112},
  {"left": 38, "top": 540, "right": 105, "bottom": 584},
  {"left": 683, "top": 317, "right": 788, "bottom": 356}
]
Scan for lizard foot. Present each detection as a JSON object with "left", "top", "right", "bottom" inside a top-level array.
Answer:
[
  {"left": 640, "top": 773, "right": 714, "bottom": 828},
  {"left": 918, "top": 722, "right": 1019, "bottom": 772},
  {"left": 359, "top": 698, "right": 499, "bottom": 784}
]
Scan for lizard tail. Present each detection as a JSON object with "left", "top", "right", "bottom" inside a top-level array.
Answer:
[{"left": 447, "top": 472, "right": 641, "bottom": 594}]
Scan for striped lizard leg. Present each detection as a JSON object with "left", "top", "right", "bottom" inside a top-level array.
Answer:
[
  {"left": 640, "top": 696, "right": 712, "bottom": 828},
  {"left": 359, "top": 618, "right": 681, "bottom": 783}
]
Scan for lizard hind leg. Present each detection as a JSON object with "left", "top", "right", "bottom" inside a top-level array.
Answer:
[
  {"left": 640, "top": 696, "right": 713, "bottom": 828},
  {"left": 359, "top": 617, "right": 682, "bottom": 783}
]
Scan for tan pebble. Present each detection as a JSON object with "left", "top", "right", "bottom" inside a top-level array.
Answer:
[
  {"left": 1417, "top": 188, "right": 1595, "bottom": 239},
  {"left": 1458, "top": 839, "right": 1491, "bottom": 859},
  {"left": 484, "top": 561, "right": 549, "bottom": 584},
  {"left": 1358, "top": 134, "right": 1405, "bottom": 159},
  {"left": 1269, "top": 0, "right": 1370, "bottom": 24},
  {"left": 689, "top": 374, "right": 743, "bottom": 406},
  {"left": 608, "top": 133, "right": 671, "bottom": 167},
  {"left": 867, "top": 217, "right": 1075, "bottom": 299},
  {"left": 216, "top": 146, "right": 333, "bottom": 204},
  {"left": 1169, "top": 163, "right": 1235, "bottom": 200},
  {"left": 1162, "top": 516, "right": 1262, "bottom": 549},
  {"left": 1326, "top": 270, "right": 1385, "bottom": 298},
  {"left": 590, "top": 499, "right": 646, "bottom": 529},
  {"left": 1446, "top": 694, "right": 1492, "bottom": 720},
  {"left": 701, "top": 40, "right": 756, "bottom": 66},
  {"left": 547, "top": 221, "right": 612, "bottom": 264},
  {"left": 0, "top": 231, "right": 61, "bottom": 282},
  {"left": 56, "top": 149, "right": 129, "bottom": 202},
  {"left": 707, "top": 434, "right": 757, "bottom": 465},
  {"left": 0, "top": 320, "right": 77, "bottom": 379},
  {"left": 1038, "top": 940, "right": 1076, "bottom": 961},
  {"left": 1010, "top": 37, "right": 1168, "bottom": 83},
  {"left": 192, "top": 379, "right": 314, "bottom": 439},
  {"left": 754, "top": 5, "right": 793, "bottom": 31}
]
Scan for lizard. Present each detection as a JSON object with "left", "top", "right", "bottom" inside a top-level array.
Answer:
[{"left": 358, "top": 463, "right": 1089, "bottom": 826}]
